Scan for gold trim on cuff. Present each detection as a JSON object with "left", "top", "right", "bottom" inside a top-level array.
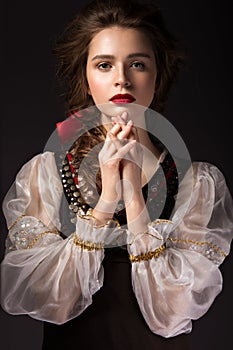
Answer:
[
  {"left": 73, "top": 234, "right": 104, "bottom": 251},
  {"left": 27, "top": 230, "right": 60, "bottom": 249},
  {"left": 77, "top": 209, "right": 120, "bottom": 229},
  {"left": 8, "top": 215, "right": 26, "bottom": 230},
  {"left": 129, "top": 244, "right": 165, "bottom": 263},
  {"left": 168, "top": 237, "right": 227, "bottom": 257},
  {"left": 150, "top": 219, "right": 174, "bottom": 225}
]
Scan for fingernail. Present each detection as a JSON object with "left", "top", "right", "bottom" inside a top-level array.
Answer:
[
  {"left": 130, "top": 140, "right": 136, "bottom": 145},
  {"left": 127, "top": 120, "right": 133, "bottom": 126},
  {"left": 121, "top": 111, "right": 128, "bottom": 120}
]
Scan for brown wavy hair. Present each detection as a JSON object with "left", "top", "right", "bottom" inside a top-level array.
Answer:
[{"left": 53, "top": 0, "right": 186, "bottom": 114}]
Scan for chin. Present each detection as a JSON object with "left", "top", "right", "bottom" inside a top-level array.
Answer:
[{"left": 97, "top": 102, "right": 147, "bottom": 124}]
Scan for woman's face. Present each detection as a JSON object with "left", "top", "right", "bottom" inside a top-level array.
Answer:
[{"left": 86, "top": 27, "right": 157, "bottom": 116}]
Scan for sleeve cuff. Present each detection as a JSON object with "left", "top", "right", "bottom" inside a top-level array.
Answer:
[
  {"left": 76, "top": 213, "right": 127, "bottom": 248},
  {"left": 127, "top": 219, "right": 174, "bottom": 258}
]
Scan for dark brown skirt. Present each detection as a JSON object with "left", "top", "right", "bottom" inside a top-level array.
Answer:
[{"left": 42, "top": 248, "right": 190, "bottom": 350}]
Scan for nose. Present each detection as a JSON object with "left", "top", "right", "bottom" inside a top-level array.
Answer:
[{"left": 114, "top": 65, "right": 131, "bottom": 88}]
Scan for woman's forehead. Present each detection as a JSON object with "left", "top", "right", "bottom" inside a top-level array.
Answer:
[{"left": 88, "top": 26, "right": 154, "bottom": 58}]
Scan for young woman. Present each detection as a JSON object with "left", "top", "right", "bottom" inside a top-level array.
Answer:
[{"left": 1, "top": 0, "right": 233, "bottom": 349}]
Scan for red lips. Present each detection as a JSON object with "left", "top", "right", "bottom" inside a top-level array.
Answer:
[{"left": 110, "top": 94, "right": 136, "bottom": 103}]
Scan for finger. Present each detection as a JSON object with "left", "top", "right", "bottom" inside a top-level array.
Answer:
[
  {"left": 102, "top": 132, "right": 122, "bottom": 153},
  {"left": 100, "top": 138, "right": 118, "bottom": 157},
  {"left": 117, "top": 129, "right": 130, "bottom": 140},
  {"left": 100, "top": 138, "right": 133, "bottom": 165},
  {"left": 107, "top": 131, "right": 127, "bottom": 151},
  {"left": 109, "top": 123, "right": 122, "bottom": 136},
  {"left": 116, "top": 140, "right": 136, "bottom": 158},
  {"left": 111, "top": 111, "right": 128, "bottom": 124},
  {"left": 109, "top": 121, "right": 133, "bottom": 140},
  {"left": 130, "top": 126, "right": 139, "bottom": 142},
  {"left": 111, "top": 117, "right": 126, "bottom": 129},
  {"left": 127, "top": 119, "right": 133, "bottom": 126},
  {"left": 117, "top": 121, "right": 134, "bottom": 140},
  {"left": 109, "top": 132, "right": 137, "bottom": 155},
  {"left": 111, "top": 115, "right": 124, "bottom": 123},
  {"left": 120, "top": 111, "right": 128, "bottom": 122}
]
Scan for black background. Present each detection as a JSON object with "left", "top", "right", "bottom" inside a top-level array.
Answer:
[{"left": 0, "top": 1, "right": 232, "bottom": 349}]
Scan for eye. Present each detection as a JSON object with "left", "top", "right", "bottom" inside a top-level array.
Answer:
[
  {"left": 97, "top": 62, "right": 112, "bottom": 70},
  {"left": 131, "top": 61, "right": 145, "bottom": 70}
]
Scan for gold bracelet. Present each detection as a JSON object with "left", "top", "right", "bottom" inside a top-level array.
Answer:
[
  {"left": 73, "top": 234, "right": 104, "bottom": 251},
  {"left": 129, "top": 244, "right": 165, "bottom": 263}
]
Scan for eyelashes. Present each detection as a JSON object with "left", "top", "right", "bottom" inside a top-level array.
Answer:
[
  {"left": 96, "top": 61, "right": 146, "bottom": 71},
  {"left": 130, "top": 61, "right": 145, "bottom": 70},
  {"left": 97, "top": 62, "right": 112, "bottom": 70}
]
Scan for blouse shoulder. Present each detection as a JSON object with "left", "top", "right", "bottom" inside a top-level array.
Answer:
[
  {"left": 193, "top": 160, "right": 227, "bottom": 178},
  {"left": 2, "top": 151, "right": 63, "bottom": 229},
  {"left": 192, "top": 161, "right": 231, "bottom": 194},
  {"left": 16, "top": 151, "right": 58, "bottom": 172}
]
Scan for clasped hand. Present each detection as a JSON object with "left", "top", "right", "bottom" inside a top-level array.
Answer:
[{"left": 98, "top": 112, "right": 143, "bottom": 206}]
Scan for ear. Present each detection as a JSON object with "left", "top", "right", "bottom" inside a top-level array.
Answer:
[{"left": 87, "top": 86, "right": 91, "bottom": 95}]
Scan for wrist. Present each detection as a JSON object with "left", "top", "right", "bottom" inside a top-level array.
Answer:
[
  {"left": 92, "top": 196, "right": 118, "bottom": 225},
  {"left": 101, "top": 175, "right": 122, "bottom": 203},
  {"left": 125, "top": 197, "right": 150, "bottom": 236},
  {"left": 123, "top": 184, "right": 144, "bottom": 207}
]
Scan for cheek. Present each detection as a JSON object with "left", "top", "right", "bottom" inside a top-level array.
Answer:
[
  {"left": 142, "top": 76, "right": 156, "bottom": 96},
  {"left": 87, "top": 74, "right": 109, "bottom": 96},
  {"left": 138, "top": 75, "right": 156, "bottom": 106}
]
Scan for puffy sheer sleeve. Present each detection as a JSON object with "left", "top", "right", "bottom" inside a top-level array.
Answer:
[
  {"left": 1, "top": 152, "right": 121, "bottom": 324},
  {"left": 127, "top": 162, "right": 233, "bottom": 338}
]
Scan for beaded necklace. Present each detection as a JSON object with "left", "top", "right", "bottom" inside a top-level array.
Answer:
[{"left": 60, "top": 149, "right": 179, "bottom": 225}]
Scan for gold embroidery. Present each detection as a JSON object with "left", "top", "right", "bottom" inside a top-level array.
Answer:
[
  {"left": 8, "top": 215, "right": 26, "bottom": 230},
  {"left": 94, "top": 218, "right": 121, "bottom": 229},
  {"left": 168, "top": 237, "right": 226, "bottom": 257},
  {"left": 151, "top": 219, "right": 174, "bottom": 225},
  {"left": 143, "top": 219, "right": 173, "bottom": 240},
  {"left": 77, "top": 209, "right": 120, "bottom": 229},
  {"left": 129, "top": 244, "right": 165, "bottom": 263},
  {"left": 73, "top": 234, "right": 104, "bottom": 251},
  {"left": 27, "top": 230, "right": 60, "bottom": 249}
]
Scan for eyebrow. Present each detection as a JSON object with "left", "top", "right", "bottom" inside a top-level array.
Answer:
[{"left": 91, "top": 53, "right": 152, "bottom": 61}]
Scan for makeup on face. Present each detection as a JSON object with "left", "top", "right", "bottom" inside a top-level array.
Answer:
[
  {"left": 86, "top": 27, "right": 157, "bottom": 114},
  {"left": 110, "top": 94, "right": 136, "bottom": 104}
]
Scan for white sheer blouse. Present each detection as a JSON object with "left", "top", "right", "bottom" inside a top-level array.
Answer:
[{"left": 1, "top": 151, "right": 233, "bottom": 338}]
